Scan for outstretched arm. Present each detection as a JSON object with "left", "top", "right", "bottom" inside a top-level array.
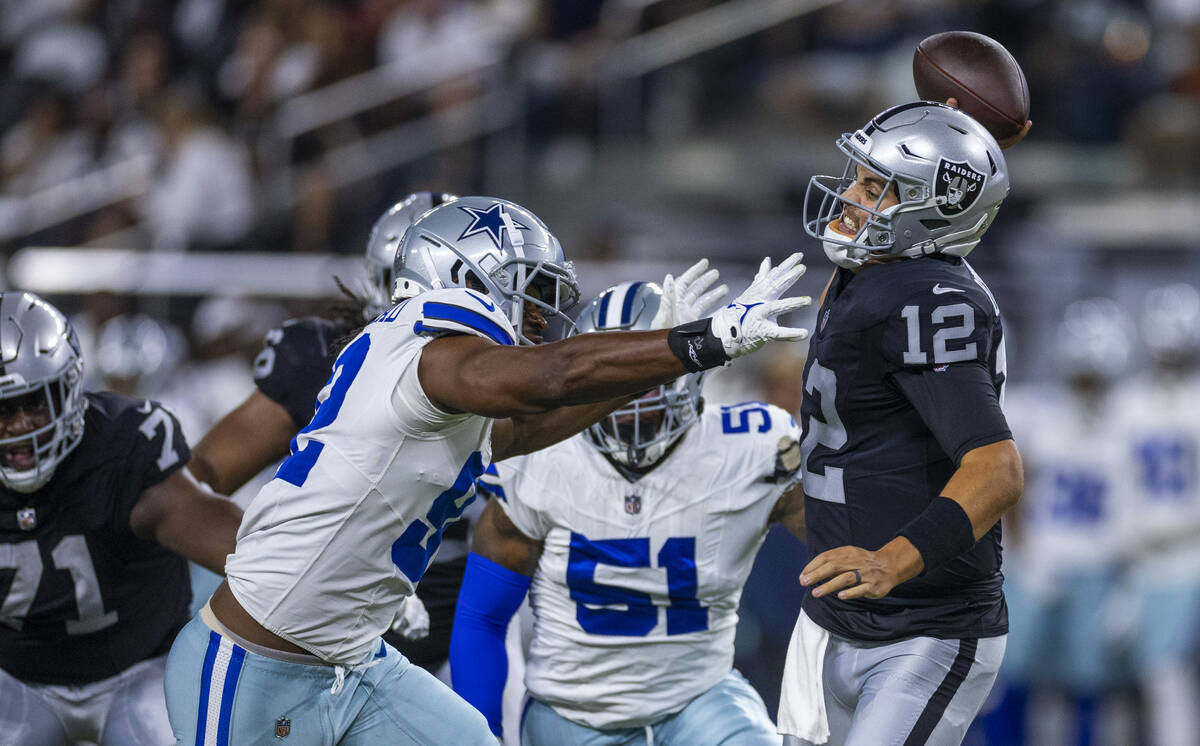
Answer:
[
  {"left": 189, "top": 391, "right": 297, "bottom": 494},
  {"left": 451, "top": 500, "right": 544, "bottom": 736},
  {"left": 491, "top": 394, "right": 636, "bottom": 462},
  {"left": 422, "top": 253, "right": 810, "bottom": 420},
  {"left": 128, "top": 468, "right": 243, "bottom": 575}
]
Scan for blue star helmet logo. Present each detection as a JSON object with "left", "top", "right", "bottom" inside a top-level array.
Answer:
[{"left": 457, "top": 203, "right": 529, "bottom": 249}]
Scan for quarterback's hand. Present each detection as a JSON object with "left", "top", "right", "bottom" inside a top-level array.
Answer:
[
  {"left": 389, "top": 594, "right": 430, "bottom": 640},
  {"left": 800, "top": 539, "right": 923, "bottom": 600},
  {"left": 710, "top": 253, "right": 811, "bottom": 359},
  {"left": 651, "top": 258, "right": 729, "bottom": 329}
]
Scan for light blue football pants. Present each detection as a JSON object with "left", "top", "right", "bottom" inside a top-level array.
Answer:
[
  {"left": 164, "top": 611, "right": 493, "bottom": 745},
  {"left": 520, "top": 670, "right": 780, "bottom": 745}
]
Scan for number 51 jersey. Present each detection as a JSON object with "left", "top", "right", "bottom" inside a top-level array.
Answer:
[
  {"left": 800, "top": 256, "right": 1011, "bottom": 643},
  {"left": 493, "top": 402, "right": 800, "bottom": 729}
]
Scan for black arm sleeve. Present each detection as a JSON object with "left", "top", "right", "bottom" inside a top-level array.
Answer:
[{"left": 890, "top": 361, "right": 1011, "bottom": 465}]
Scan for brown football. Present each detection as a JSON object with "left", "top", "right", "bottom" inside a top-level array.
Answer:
[{"left": 913, "top": 31, "right": 1030, "bottom": 143}]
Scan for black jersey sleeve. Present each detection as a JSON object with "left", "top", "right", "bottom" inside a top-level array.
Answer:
[
  {"left": 881, "top": 291, "right": 996, "bottom": 370},
  {"left": 101, "top": 395, "right": 192, "bottom": 528},
  {"left": 891, "top": 362, "right": 1011, "bottom": 465},
  {"left": 253, "top": 317, "right": 342, "bottom": 430}
]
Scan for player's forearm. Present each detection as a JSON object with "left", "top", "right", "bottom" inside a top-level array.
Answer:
[
  {"left": 940, "top": 439, "right": 1024, "bottom": 540},
  {"left": 160, "top": 495, "right": 243, "bottom": 575},
  {"left": 496, "top": 394, "right": 635, "bottom": 461}
]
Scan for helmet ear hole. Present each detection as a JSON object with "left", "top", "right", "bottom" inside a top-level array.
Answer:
[{"left": 920, "top": 219, "right": 951, "bottom": 230}]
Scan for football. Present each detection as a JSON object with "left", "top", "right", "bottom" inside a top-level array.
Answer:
[{"left": 913, "top": 31, "right": 1030, "bottom": 144}]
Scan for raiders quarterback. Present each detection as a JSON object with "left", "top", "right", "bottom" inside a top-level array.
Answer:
[
  {"left": 449, "top": 280, "right": 807, "bottom": 743},
  {"left": 163, "top": 196, "right": 811, "bottom": 744},
  {"left": 779, "top": 103, "right": 1023, "bottom": 746},
  {"left": 188, "top": 192, "right": 460, "bottom": 670},
  {"left": 0, "top": 292, "right": 242, "bottom": 745}
]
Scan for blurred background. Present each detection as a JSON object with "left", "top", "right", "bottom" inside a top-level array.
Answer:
[{"left": 2, "top": 0, "right": 1198, "bottom": 744}]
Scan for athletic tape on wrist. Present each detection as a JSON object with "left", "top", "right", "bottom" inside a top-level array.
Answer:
[
  {"left": 667, "top": 318, "right": 729, "bottom": 372},
  {"left": 896, "top": 496, "right": 976, "bottom": 575}
]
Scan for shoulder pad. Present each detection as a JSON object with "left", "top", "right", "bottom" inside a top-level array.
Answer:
[{"left": 410, "top": 289, "right": 516, "bottom": 346}]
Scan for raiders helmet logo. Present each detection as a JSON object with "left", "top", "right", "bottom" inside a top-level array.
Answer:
[{"left": 934, "top": 158, "right": 986, "bottom": 217}]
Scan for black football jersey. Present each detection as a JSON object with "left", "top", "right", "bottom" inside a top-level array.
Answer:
[
  {"left": 252, "top": 315, "right": 476, "bottom": 669},
  {"left": 0, "top": 391, "right": 192, "bottom": 684},
  {"left": 799, "top": 256, "right": 1011, "bottom": 642},
  {"left": 253, "top": 316, "right": 349, "bottom": 431}
]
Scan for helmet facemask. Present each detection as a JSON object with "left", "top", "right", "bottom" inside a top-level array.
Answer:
[
  {"left": 0, "top": 358, "right": 86, "bottom": 494},
  {"left": 585, "top": 374, "right": 703, "bottom": 469},
  {"left": 804, "top": 142, "right": 920, "bottom": 269}
]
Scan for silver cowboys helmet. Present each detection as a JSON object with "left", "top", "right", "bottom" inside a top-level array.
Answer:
[
  {"left": 391, "top": 196, "right": 579, "bottom": 344},
  {"left": 1141, "top": 283, "right": 1200, "bottom": 367},
  {"left": 0, "top": 292, "right": 87, "bottom": 493},
  {"left": 363, "top": 191, "right": 458, "bottom": 316},
  {"left": 804, "top": 102, "right": 1010, "bottom": 269},
  {"left": 576, "top": 282, "right": 703, "bottom": 469},
  {"left": 1055, "top": 298, "right": 1134, "bottom": 381}
]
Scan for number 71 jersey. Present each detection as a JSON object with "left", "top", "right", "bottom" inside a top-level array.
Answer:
[{"left": 492, "top": 403, "right": 799, "bottom": 729}]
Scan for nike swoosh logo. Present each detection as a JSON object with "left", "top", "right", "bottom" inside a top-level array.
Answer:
[{"left": 932, "top": 284, "right": 964, "bottom": 295}]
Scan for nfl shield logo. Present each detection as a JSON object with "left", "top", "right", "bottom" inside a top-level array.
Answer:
[
  {"left": 624, "top": 494, "right": 641, "bottom": 515},
  {"left": 274, "top": 717, "right": 291, "bottom": 739},
  {"left": 819, "top": 308, "right": 831, "bottom": 333},
  {"left": 16, "top": 507, "right": 36, "bottom": 531}
]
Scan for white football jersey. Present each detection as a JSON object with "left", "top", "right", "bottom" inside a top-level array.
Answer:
[
  {"left": 1111, "top": 373, "right": 1200, "bottom": 582},
  {"left": 493, "top": 401, "right": 800, "bottom": 729},
  {"left": 1005, "top": 384, "right": 1136, "bottom": 581},
  {"left": 225, "top": 288, "right": 515, "bottom": 666}
]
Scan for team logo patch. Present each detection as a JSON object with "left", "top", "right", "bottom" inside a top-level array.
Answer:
[
  {"left": 457, "top": 203, "right": 529, "bottom": 249},
  {"left": 274, "top": 716, "right": 291, "bottom": 739},
  {"left": 624, "top": 494, "right": 641, "bottom": 515},
  {"left": 819, "top": 308, "right": 831, "bottom": 333},
  {"left": 16, "top": 507, "right": 35, "bottom": 531},
  {"left": 934, "top": 158, "right": 986, "bottom": 217}
]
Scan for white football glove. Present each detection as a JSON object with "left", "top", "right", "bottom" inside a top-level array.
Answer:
[
  {"left": 389, "top": 594, "right": 430, "bottom": 640},
  {"left": 651, "top": 258, "right": 729, "bottom": 330},
  {"left": 710, "top": 252, "right": 811, "bottom": 359}
]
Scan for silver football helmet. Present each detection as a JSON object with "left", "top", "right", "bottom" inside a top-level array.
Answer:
[
  {"left": 576, "top": 282, "right": 703, "bottom": 469},
  {"left": 1055, "top": 298, "right": 1133, "bottom": 381},
  {"left": 391, "top": 196, "right": 579, "bottom": 344},
  {"left": 804, "top": 102, "right": 1010, "bottom": 269},
  {"left": 363, "top": 192, "right": 457, "bottom": 316},
  {"left": 0, "top": 292, "right": 87, "bottom": 493},
  {"left": 95, "top": 314, "right": 186, "bottom": 396},
  {"left": 1142, "top": 283, "right": 1200, "bottom": 367}
]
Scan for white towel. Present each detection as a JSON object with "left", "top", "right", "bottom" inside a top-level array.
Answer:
[{"left": 777, "top": 609, "right": 831, "bottom": 744}]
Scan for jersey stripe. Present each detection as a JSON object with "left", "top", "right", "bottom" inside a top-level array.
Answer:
[
  {"left": 215, "top": 644, "right": 246, "bottom": 746},
  {"left": 193, "top": 632, "right": 220, "bottom": 746},
  {"left": 418, "top": 302, "right": 514, "bottom": 346},
  {"left": 903, "top": 637, "right": 978, "bottom": 745}
]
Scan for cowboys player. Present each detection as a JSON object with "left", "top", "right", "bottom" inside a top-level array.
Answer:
[
  {"left": 450, "top": 281, "right": 807, "bottom": 744},
  {"left": 0, "top": 292, "right": 243, "bottom": 746},
  {"left": 997, "top": 299, "right": 1136, "bottom": 744},
  {"left": 779, "top": 103, "right": 1023, "bottom": 746},
  {"left": 164, "top": 196, "right": 811, "bottom": 744},
  {"left": 188, "top": 191, "right": 458, "bottom": 668}
]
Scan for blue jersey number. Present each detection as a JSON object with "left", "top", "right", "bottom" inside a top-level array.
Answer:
[
  {"left": 391, "top": 452, "right": 487, "bottom": 583},
  {"left": 276, "top": 334, "right": 371, "bottom": 487},
  {"left": 1048, "top": 470, "right": 1107, "bottom": 524},
  {"left": 721, "top": 401, "right": 771, "bottom": 434},
  {"left": 1137, "top": 436, "right": 1198, "bottom": 501},
  {"left": 565, "top": 533, "right": 707, "bottom": 636}
]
